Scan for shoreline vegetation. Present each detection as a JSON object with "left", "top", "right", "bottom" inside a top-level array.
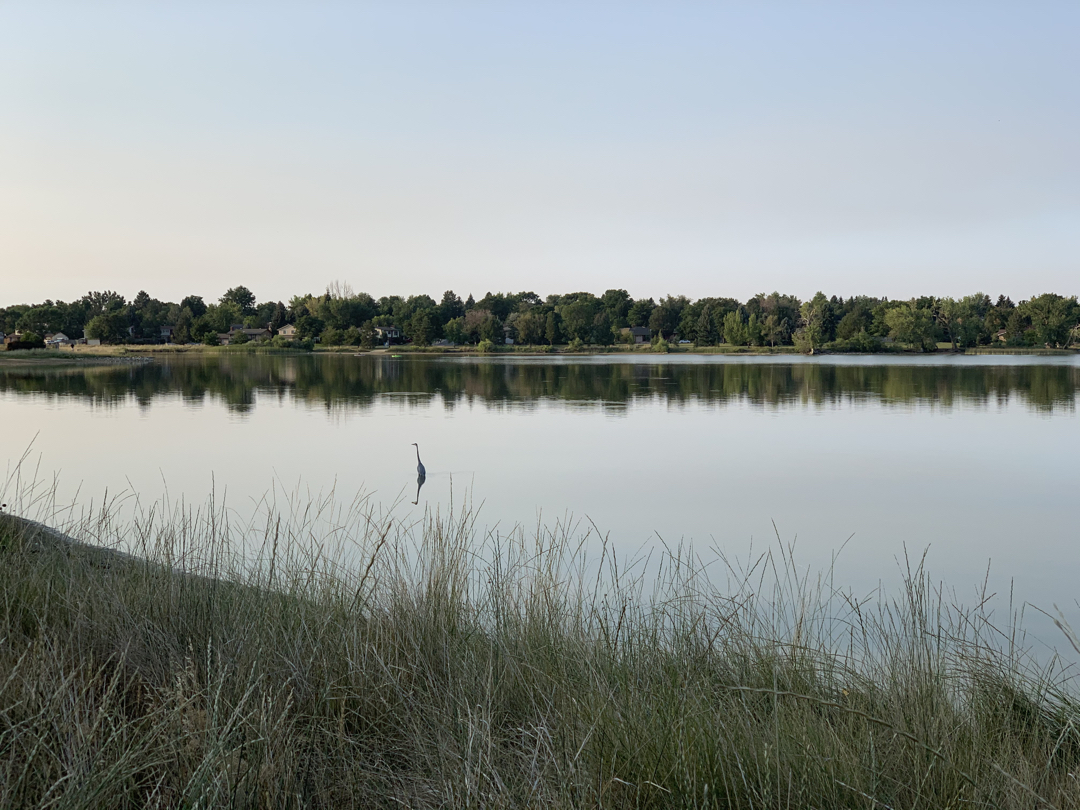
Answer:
[
  {"left": 2, "top": 498, "right": 1080, "bottom": 808},
  {"left": 1, "top": 341, "right": 1075, "bottom": 370},
  {"left": 3, "top": 286, "right": 1079, "bottom": 357}
]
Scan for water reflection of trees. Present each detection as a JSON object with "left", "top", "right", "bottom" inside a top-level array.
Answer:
[{"left": 0, "top": 356, "right": 1077, "bottom": 413}]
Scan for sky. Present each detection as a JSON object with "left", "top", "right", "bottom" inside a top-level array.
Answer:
[{"left": 1, "top": 2, "right": 1077, "bottom": 307}]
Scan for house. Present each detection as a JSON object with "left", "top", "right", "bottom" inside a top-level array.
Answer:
[
  {"left": 44, "top": 332, "right": 71, "bottom": 347},
  {"left": 995, "top": 329, "right": 1008, "bottom": 342},
  {"left": 374, "top": 325, "right": 402, "bottom": 344},
  {"left": 160, "top": 325, "right": 176, "bottom": 342},
  {"left": 277, "top": 323, "right": 298, "bottom": 338},
  {"left": 238, "top": 327, "right": 271, "bottom": 341},
  {"left": 620, "top": 326, "right": 652, "bottom": 344},
  {"left": 222, "top": 326, "right": 272, "bottom": 344}
]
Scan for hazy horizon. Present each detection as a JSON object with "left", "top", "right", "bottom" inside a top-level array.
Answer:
[{"left": 2, "top": 4, "right": 1077, "bottom": 306}]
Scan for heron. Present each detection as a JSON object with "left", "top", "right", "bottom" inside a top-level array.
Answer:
[{"left": 411, "top": 443, "right": 426, "bottom": 477}]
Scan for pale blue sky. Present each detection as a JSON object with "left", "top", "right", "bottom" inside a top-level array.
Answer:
[{"left": 1, "top": 3, "right": 1077, "bottom": 305}]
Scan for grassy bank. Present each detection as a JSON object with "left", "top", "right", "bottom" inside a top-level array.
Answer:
[
  {"left": 1, "top": 499, "right": 1079, "bottom": 810},
  {"left": 965, "top": 346, "right": 1077, "bottom": 356},
  {"left": 0, "top": 350, "right": 155, "bottom": 368}
]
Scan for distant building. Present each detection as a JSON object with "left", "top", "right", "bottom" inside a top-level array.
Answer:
[
  {"left": 995, "top": 329, "right": 1008, "bottom": 342},
  {"left": 620, "top": 326, "right": 652, "bottom": 344},
  {"left": 277, "top": 323, "right": 298, "bottom": 338},
  {"left": 44, "top": 332, "right": 72, "bottom": 347},
  {"left": 160, "top": 325, "right": 176, "bottom": 342},
  {"left": 221, "top": 326, "right": 272, "bottom": 345},
  {"left": 374, "top": 325, "right": 402, "bottom": 344}
]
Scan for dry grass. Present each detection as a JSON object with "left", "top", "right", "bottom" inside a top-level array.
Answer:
[{"left": 1, "top": 483, "right": 1079, "bottom": 809}]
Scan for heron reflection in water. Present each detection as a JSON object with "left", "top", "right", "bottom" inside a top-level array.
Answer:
[{"left": 411, "top": 443, "right": 426, "bottom": 505}]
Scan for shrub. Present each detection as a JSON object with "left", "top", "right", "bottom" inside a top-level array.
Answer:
[{"left": 477, "top": 339, "right": 495, "bottom": 353}]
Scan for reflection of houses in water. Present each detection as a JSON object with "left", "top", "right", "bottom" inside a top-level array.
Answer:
[
  {"left": 277, "top": 363, "right": 298, "bottom": 384},
  {"left": 2, "top": 356, "right": 1078, "bottom": 415}
]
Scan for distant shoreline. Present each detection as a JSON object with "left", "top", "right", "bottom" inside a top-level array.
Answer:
[{"left": 1, "top": 343, "right": 1075, "bottom": 366}]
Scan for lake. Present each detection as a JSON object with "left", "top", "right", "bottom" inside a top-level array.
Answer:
[{"left": 2, "top": 351, "right": 1078, "bottom": 644}]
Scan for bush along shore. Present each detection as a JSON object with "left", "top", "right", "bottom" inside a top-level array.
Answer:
[{"left": 2, "top": 502, "right": 1080, "bottom": 809}]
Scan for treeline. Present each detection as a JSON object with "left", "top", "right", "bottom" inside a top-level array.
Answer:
[{"left": 3, "top": 285, "right": 1079, "bottom": 351}]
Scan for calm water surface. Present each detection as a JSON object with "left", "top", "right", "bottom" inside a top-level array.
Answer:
[{"left": 2, "top": 352, "right": 1077, "bottom": 636}]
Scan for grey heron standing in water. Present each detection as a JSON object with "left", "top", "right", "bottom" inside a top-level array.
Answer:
[{"left": 411, "top": 443, "right": 427, "bottom": 504}]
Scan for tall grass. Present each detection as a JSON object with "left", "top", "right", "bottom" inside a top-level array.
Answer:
[{"left": 1, "top": 478, "right": 1079, "bottom": 808}]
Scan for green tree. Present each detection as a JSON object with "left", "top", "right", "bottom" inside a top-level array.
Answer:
[
  {"left": 696, "top": 306, "right": 719, "bottom": 346},
  {"left": 81, "top": 290, "right": 125, "bottom": 319},
  {"left": 174, "top": 308, "right": 194, "bottom": 344},
  {"left": 560, "top": 297, "right": 599, "bottom": 342},
  {"left": 220, "top": 286, "right": 256, "bottom": 315},
  {"left": 723, "top": 311, "right": 749, "bottom": 346},
  {"left": 545, "top": 311, "right": 563, "bottom": 345},
  {"left": 513, "top": 311, "right": 545, "bottom": 345},
  {"left": 443, "top": 318, "right": 467, "bottom": 345},
  {"left": 1020, "top": 293, "right": 1079, "bottom": 347},
  {"left": 590, "top": 310, "right": 615, "bottom": 345},
  {"left": 627, "top": 298, "right": 655, "bottom": 328},
  {"left": 600, "top": 289, "right": 633, "bottom": 325},
  {"left": 84, "top": 311, "right": 128, "bottom": 343},
  {"left": 439, "top": 291, "right": 465, "bottom": 324},
  {"left": 836, "top": 309, "right": 870, "bottom": 341},
  {"left": 180, "top": 295, "right": 207, "bottom": 318},
  {"left": 884, "top": 300, "right": 936, "bottom": 351},
  {"left": 409, "top": 312, "right": 435, "bottom": 346},
  {"left": 762, "top": 314, "right": 785, "bottom": 347},
  {"left": 935, "top": 297, "right": 962, "bottom": 351},
  {"left": 359, "top": 322, "right": 377, "bottom": 350},
  {"left": 798, "top": 292, "right": 830, "bottom": 352}
]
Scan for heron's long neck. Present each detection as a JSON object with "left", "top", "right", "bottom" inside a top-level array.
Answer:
[{"left": 415, "top": 446, "right": 422, "bottom": 463}]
